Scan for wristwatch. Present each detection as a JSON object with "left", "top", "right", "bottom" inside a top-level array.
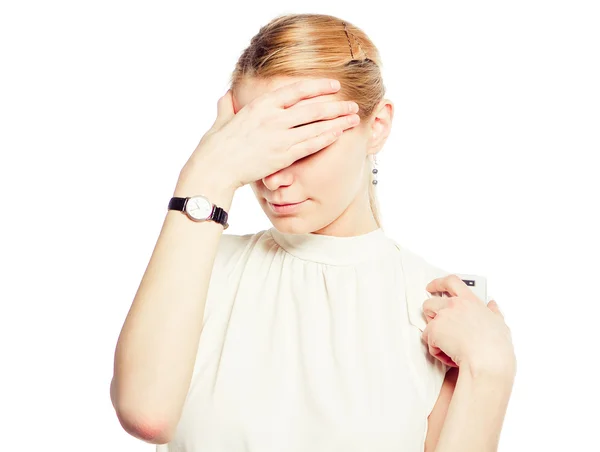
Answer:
[{"left": 168, "top": 195, "right": 229, "bottom": 229}]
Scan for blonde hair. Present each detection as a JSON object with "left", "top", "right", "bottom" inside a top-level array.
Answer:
[{"left": 228, "top": 13, "right": 386, "bottom": 229}]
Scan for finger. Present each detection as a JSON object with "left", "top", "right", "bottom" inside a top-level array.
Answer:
[
  {"left": 213, "top": 89, "right": 235, "bottom": 129},
  {"left": 426, "top": 274, "right": 472, "bottom": 299},
  {"left": 424, "top": 309, "right": 436, "bottom": 323},
  {"left": 284, "top": 127, "right": 341, "bottom": 166},
  {"left": 421, "top": 322, "right": 438, "bottom": 347},
  {"left": 421, "top": 324, "right": 441, "bottom": 356},
  {"left": 487, "top": 299, "right": 504, "bottom": 318},
  {"left": 272, "top": 78, "right": 342, "bottom": 109},
  {"left": 422, "top": 295, "right": 448, "bottom": 318},
  {"left": 433, "top": 349, "right": 458, "bottom": 368},
  {"left": 283, "top": 99, "right": 359, "bottom": 130},
  {"left": 288, "top": 112, "right": 360, "bottom": 147},
  {"left": 422, "top": 323, "right": 458, "bottom": 367}
]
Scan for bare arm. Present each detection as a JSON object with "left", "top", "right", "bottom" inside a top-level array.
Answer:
[
  {"left": 424, "top": 367, "right": 458, "bottom": 451},
  {"left": 109, "top": 78, "right": 360, "bottom": 444},
  {"left": 110, "top": 165, "right": 236, "bottom": 444},
  {"left": 432, "top": 363, "right": 516, "bottom": 452}
]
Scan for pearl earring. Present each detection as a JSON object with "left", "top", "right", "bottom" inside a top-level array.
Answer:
[{"left": 372, "top": 154, "right": 379, "bottom": 185}]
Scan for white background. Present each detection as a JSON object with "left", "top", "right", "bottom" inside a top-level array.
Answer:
[{"left": 1, "top": 1, "right": 598, "bottom": 450}]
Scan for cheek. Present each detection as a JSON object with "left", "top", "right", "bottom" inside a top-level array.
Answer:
[{"left": 311, "top": 157, "right": 360, "bottom": 202}]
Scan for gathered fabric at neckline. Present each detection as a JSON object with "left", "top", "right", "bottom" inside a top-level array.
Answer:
[{"left": 267, "top": 226, "right": 398, "bottom": 266}]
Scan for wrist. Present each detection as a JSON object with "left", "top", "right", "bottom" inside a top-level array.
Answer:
[
  {"left": 179, "top": 159, "right": 240, "bottom": 193},
  {"left": 174, "top": 170, "right": 237, "bottom": 213},
  {"left": 460, "top": 350, "right": 517, "bottom": 382}
]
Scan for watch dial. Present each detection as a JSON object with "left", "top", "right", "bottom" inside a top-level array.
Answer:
[{"left": 185, "top": 196, "right": 212, "bottom": 220}]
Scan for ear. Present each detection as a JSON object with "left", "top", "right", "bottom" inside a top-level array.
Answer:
[{"left": 367, "top": 98, "right": 394, "bottom": 155}]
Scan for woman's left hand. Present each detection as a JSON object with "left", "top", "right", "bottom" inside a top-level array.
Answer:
[{"left": 421, "top": 274, "right": 516, "bottom": 377}]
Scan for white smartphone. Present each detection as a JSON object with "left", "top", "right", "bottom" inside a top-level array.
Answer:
[{"left": 439, "top": 273, "right": 487, "bottom": 303}]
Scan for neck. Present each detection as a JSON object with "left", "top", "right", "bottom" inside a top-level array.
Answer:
[{"left": 312, "top": 188, "right": 379, "bottom": 237}]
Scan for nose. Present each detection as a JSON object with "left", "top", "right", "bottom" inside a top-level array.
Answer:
[{"left": 262, "top": 168, "right": 294, "bottom": 191}]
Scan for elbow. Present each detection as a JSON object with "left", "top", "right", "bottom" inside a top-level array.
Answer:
[
  {"left": 110, "top": 378, "right": 173, "bottom": 445},
  {"left": 114, "top": 406, "right": 173, "bottom": 445}
]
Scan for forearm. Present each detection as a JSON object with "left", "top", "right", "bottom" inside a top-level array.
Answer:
[
  {"left": 112, "top": 168, "right": 236, "bottom": 442},
  {"left": 434, "top": 363, "right": 515, "bottom": 452}
]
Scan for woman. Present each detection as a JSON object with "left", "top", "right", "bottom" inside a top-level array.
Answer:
[{"left": 110, "top": 13, "right": 516, "bottom": 452}]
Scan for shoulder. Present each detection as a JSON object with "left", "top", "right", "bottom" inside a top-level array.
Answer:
[
  {"left": 213, "top": 229, "right": 271, "bottom": 274},
  {"left": 202, "top": 229, "right": 269, "bottom": 322},
  {"left": 217, "top": 230, "right": 256, "bottom": 257},
  {"left": 396, "top": 243, "right": 451, "bottom": 332},
  {"left": 396, "top": 243, "right": 455, "bottom": 415},
  {"left": 397, "top": 243, "right": 451, "bottom": 284}
]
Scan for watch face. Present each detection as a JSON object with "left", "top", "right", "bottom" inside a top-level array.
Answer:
[{"left": 185, "top": 195, "right": 212, "bottom": 220}]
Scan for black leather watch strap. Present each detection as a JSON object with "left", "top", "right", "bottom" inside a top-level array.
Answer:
[
  {"left": 168, "top": 196, "right": 229, "bottom": 230},
  {"left": 168, "top": 197, "right": 187, "bottom": 211},
  {"left": 211, "top": 206, "right": 229, "bottom": 229}
]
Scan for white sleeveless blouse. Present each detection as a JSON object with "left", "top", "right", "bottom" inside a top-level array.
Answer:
[{"left": 156, "top": 226, "right": 450, "bottom": 452}]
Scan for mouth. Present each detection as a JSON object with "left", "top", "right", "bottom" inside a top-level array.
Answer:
[{"left": 267, "top": 199, "right": 307, "bottom": 214}]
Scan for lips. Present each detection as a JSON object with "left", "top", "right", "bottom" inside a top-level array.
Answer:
[
  {"left": 270, "top": 201, "right": 302, "bottom": 206},
  {"left": 267, "top": 199, "right": 304, "bottom": 206},
  {"left": 267, "top": 199, "right": 307, "bottom": 214}
]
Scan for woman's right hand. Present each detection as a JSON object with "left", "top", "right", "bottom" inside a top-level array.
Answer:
[{"left": 182, "top": 78, "right": 361, "bottom": 191}]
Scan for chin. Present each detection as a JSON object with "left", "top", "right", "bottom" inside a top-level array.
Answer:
[
  {"left": 267, "top": 216, "right": 317, "bottom": 235},
  {"left": 269, "top": 217, "right": 304, "bottom": 233},
  {"left": 272, "top": 215, "right": 338, "bottom": 236}
]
